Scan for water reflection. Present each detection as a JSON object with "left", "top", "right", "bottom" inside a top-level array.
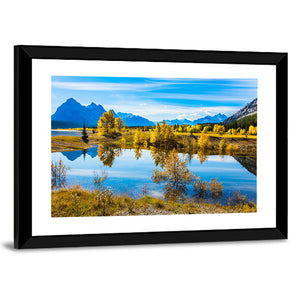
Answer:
[
  {"left": 233, "top": 156, "right": 256, "bottom": 176},
  {"left": 61, "top": 147, "right": 98, "bottom": 161},
  {"left": 152, "top": 148, "right": 193, "bottom": 202},
  {"left": 134, "top": 146, "right": 143, "bottom": 160},
  {"left": 60, "top": 144, "right": 257, "bottom": 177},
  {"left": 150, "top": 146, "right": 170, "bottom": 168},
  {"left": 52, "top": 146, "right": 257, "bottom": 203},
  {"left": 97, "top": 143, "right": 122, "bottom": 167},
  {"left": 197, "top": 150, "right": 208, "bottom": 165}
]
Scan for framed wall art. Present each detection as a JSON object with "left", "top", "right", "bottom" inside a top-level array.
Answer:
[{"left": 14, "top": 45, "right": 288, "bottom": 248}]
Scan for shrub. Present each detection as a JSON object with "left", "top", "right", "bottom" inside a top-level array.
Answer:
[
  {"left": 209, "top": 178, "right": 223, "bottom": 201},
  {"left": 93, "top": 171, "right": 108, "bottom": 190},
  {"left": 51, "top": 159, "right": 68, "bottom": 190},
  {"left": 141, "top": 183, "right": 149, "bottom": 196},
  {"left": 94, "top": 187, "right": 115, "bottom": 216},
  {"left": 193, "top": 177, "right": 209, "bottom": 201},
  {"left": 152, "top": 198, "right": 166, "bottom": 209},
  {"left": 229, "top": 191, "right": 247, "bottom": 206}
]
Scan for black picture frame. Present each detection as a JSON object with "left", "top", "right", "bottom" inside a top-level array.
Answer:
[{"left": 14, "top": 45, "right": 288, "bottom": 249}]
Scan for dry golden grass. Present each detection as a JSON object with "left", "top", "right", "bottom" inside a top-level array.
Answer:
[
  {"left": 175, "top": 132, "right": 257, "bottom": 140},
  {"left": 51, "top": 135, "right": 105, "bottom": 152},
  {"left": 52, "top": 186, "right": 257, "bottom": 217},
  {"left": 207, "top": 133, "right": 257, "bottom": 140}
]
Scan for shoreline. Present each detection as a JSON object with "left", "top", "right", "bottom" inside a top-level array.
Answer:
[
  {"left": 51, "top": 132, "right": 257, "bottom": 156},
  {"left": 51, "top": 186, "right": 257, "bottom": 217}
]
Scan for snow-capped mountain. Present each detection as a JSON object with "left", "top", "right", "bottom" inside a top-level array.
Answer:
[
  {"left": 223, "top": 98, "right": 257, "bottom": 124},
  {"left": 117, "top": 112, "right": 155, "bottom": 127},
  {"left": 164, "top": 113, "right": 227, "bottom": 125},
  {"left": 51, "top": 98, "right": 229, "bottom": 129}
]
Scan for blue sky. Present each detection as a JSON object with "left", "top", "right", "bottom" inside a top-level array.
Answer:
[{"left": 51, "top": 76, "right": 257, "bottom": 122}]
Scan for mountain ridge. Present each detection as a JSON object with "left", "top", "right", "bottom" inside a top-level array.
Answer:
[
  {"left": 52, "top": 98, "right": 106, "bottom": 127},
  {"left": 163, "top": 113, "right": 227, "bottom": 125},
  {"left": 117, "top": 112, "right": 155, "bottom": 127},
  {"left": 223, "top": 98, "right": 257, "bottom": 124},
  {"left": 52, "top": 98, "right": 229, "bottom": 128}
]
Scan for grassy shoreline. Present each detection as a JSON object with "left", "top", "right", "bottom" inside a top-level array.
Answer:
[{"left": 52, "top": 186, "right": 257, "bottom": 217}]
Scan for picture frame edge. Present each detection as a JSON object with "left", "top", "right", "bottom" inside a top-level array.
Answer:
[{"left": 14, "top": 45, "right": 288, "bottom": 249}]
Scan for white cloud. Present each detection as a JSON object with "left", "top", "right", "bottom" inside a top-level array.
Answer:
[
  {"left": 52, "top": 81, "right": 181, "bottom": 92},
  {"left": 106, "top": 103, "right": 239, "bottom": 121},
  {"left": 149, "top": 92, "right": 254, "bottom": 102}
]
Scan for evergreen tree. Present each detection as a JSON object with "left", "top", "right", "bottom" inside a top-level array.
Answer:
[{"left": 82, "top": 123, "right": 88, "bottom": 140}]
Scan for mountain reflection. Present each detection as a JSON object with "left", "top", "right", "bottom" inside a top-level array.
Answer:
[
  {"left": 233, "top": 156, "right": 256, "bottom": 176},
  {"left": 61, "top": 146, "right": 98, "bottom": 161},
  {"left": 59, "top": 145, "right": 257, "bottom": 177}
]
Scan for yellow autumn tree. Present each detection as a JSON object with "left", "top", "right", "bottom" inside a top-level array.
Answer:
[
  {"left": 240, "top": 128, "right": 246, "bottom": 135},
  {"left": 133, "top": 129, "right": 144, "bottom": 146},
  {"left": 213, "top": 124, "right": 219, "bottom": 133},
  {"left": 150, "top": 122, "right": 162, "bottom": 145},
  {"left": 150, "top": 121, "right": 175, "bottom": 146},
  {"left": 203, "top": 125, "right": 212, "bottom": 133},
  {"left": 97, "top": 110, "right": 115, "bottom": 135},
  {"left": 115, "top": 117, "right": 124, "bottom": 132},
  {"left": 248, "top": 125, "right": 257, "bottom": 135}
]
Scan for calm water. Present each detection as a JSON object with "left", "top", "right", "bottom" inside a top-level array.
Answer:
[
  {"left": 52, "top": 146, "right": 257, "bottom": 204},
  {"left": 51, "top": 130, "right": 91, "bottom": 137}
]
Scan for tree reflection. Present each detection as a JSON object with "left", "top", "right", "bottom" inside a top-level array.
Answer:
[
  {"left": 197, "top": 150, "right": 208, "bottom": 164},
  {"left": 150, "top": 146, "right": 170, "bottom": 168},
  {"left": 152, "top": 148, "right": 193, "bottom": 202},
  {"left": 182, "top": 135, "right": 197, "bottom": 161},
  {"left": 82, "top": 149, "right": 87, "bottom": 160},
  {"left": 97, "top": 143, "right": 122, "bottom": 167},
  {"left": 134, "top": 146, "right": 142, "bottom": 160}
]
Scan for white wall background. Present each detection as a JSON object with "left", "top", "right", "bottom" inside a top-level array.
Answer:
[{"left": 0, "top": 1, "right": 297, "bottom": 299}]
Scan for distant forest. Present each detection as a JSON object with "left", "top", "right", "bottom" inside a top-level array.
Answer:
[{"left": 223, "top": 114, "right": 257, "bottom": 131}]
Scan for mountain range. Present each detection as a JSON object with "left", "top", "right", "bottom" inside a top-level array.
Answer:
[
  {"left": 52, "top": 98, "right": 109, "bottom": 128},
  {"left": 163, "top": 113, "right": 227, "bottom": 126},
  {"left": 116, "top": 112, "right": 155, "bottom": 127},
  {"left": 51, "top": 98, "right": 229, "bottom": 128},
  {"left": 223, "top": 98, "right": 257, "bottom": 124}
]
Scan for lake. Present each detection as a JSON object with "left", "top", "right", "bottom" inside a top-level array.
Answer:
[
  {"left": 51, "top": 130, "right": 91, "bottom": 137},
  {"left": 51, "top": 145, "right": 257, "bottom": 204}
]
